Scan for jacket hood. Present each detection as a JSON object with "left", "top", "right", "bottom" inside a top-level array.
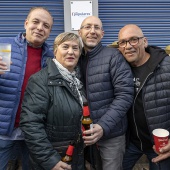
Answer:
[{"left": 145, "top": 45, "right": 168, "bottom": 72}]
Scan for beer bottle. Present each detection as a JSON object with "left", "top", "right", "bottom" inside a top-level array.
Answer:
[
  {"left": 61, "top": 145, "right": 74, "bottom": 164},
  {"left": 82, "top": 106, "right": 93, "bottom": 136}
]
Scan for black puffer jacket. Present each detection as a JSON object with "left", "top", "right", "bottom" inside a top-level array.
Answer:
[
  {"left": 79, "top": 42, "right": 134, "bottom": 139},
  {"left": 129, "top": 46, "right": 170, "bottom": 147},
  {"left": 20, "top": 58, "right": 84, "bottom": 170}
]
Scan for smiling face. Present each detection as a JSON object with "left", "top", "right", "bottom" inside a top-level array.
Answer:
[
  {"left": 55, "top": 40, "right": 81, "bottom": 72},
  {"left": 118, "top": 24, "right": 148, "bottom": 67},
  {"left": 78, "top": 16, "right": 104, "bottom": 52},
  {"left": 24, "top": 8, "right": 53, "bottom": 47}
]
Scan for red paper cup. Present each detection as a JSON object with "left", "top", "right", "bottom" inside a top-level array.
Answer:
[{"left": 152, "top": 128, "right": 169, "bottom": 152}]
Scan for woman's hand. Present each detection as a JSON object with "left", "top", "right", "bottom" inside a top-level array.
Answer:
[{"left": 51, "top": 161, "right": 72, "bottom": 170}]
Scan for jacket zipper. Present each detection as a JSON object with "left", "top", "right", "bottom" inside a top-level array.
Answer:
[{"left": 132, "top": 71, "right": 153, "bottom": 151}]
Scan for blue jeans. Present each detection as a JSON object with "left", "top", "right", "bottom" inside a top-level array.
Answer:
[
  {"left": 0, "top": 139, "right": 30, "bottom": 170},
  {"left": 123, "top": 142, "right": 170, "bottom": 170}
]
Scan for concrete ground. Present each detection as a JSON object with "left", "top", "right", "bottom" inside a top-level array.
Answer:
[{"left": 133, "top": 154, "right": 149, "bottom": 170}]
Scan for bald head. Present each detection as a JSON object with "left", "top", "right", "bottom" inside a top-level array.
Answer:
[
  {"left": 118, "top": 24, "right": 144, "bottom": 40},
  {"left": 80, "top": 16, "right": 103, "bottom": 28}
]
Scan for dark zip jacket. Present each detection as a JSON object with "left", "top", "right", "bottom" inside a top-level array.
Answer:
[
  {"left": 78, "top": 42, "right": 134, "bottom": 139},
  {"left": 129, "top": 46, "right": 170, "bottom": 150}
]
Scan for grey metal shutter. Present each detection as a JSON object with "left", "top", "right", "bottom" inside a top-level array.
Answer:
[
  {"left": 99, "top": 0, "right": 170, "bottom": 49},
  {"left": 0, "top": 0, "right": 64, "bottom": 49}
]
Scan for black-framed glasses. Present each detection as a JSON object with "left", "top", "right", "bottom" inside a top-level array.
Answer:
[
  {"left": 118, "top": 37, "right": 144, "bottom": 47},
  {"left": 80, "top": 24, "right": 102, "bottom": 31}
]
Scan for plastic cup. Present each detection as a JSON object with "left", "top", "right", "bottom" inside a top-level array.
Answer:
[
  {"left": 0, "top": 43, "right": 11, "bottom": 71},
  {"left": 152, "top": 128, "right": 169, "bottom": 152}
]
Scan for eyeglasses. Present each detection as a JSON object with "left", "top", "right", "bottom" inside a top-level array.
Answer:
[
  {"left": 80, "top": 24, "right": 102, "bottom": 31},
  {"left": 118, "top": 37, "right": 144, "bottom": 47}
]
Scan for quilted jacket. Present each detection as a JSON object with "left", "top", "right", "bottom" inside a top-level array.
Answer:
[
  {"left": 20, "top": 58, "right": 84, "bottom": 170},
  {"left": 129, "top": 46, "right": 170, "bottom": 146},
  {"left": 78, "top": 42, "right": 134, "bottom": 139},
  {"left": 0, "top": 32, "right": 53, "bottom": 136}
]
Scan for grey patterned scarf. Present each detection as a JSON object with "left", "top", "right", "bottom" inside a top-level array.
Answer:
[{"left": 53, "top": 58, "right": 83, "bottom": 107}]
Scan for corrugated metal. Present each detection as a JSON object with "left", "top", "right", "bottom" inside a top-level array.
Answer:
[
  {"left": 1, "top": 1, "right": 169, "bottom": 49},
  {"left": 0, "top": 0, "right": 64, "bottom": 49},
  {"left": 99, "top": 0, "right": 170, "bottom": 49}
]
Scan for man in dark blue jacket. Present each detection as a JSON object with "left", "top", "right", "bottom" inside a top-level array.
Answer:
[
  {"left": 78, "top": 16, "right": 134, "bottom": 170},
  {"left": 0, "top": 7, "right": 54, "bottom": 169},
  {"left": 118, "top": 24, "right": 170, "bottom": 170}
]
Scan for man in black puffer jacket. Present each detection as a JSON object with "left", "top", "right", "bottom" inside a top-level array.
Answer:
[
  {"left": 78, "top": 16, "right": 134, "bottom": 170},
  {"left": 118, "top": 24, "right": 170, "bottom": 170}
]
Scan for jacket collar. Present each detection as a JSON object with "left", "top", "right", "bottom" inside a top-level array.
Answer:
[
  {"left": 83, "top": 42, "right": 104, "bottom": 58},
  {"left": 46, "top": 58, "right": 62, "bottom": 79},
  {"left": 46, "top": 58, "right": 83, "bottom": 106}
]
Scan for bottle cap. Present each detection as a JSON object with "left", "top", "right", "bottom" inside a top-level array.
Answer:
[
  {"left": 83, "top": 106, "right": 90, "bottom": 116},
  {"left": 66, "top": 145, "right": 74, "bottom": 156}
]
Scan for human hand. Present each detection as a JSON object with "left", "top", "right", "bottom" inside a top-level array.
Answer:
[
  {"left": 152, "top": 139, "right": 170, "bottom": 163},
  {"left": 51, "top": 161, "right": 72, "bottom": 170},
  {"left": 0, "top": 56, "right": 11, "bottom": 74},
  {"left": 83, "top": 124, "right": 103, "bottom": 146},
  {"left": 0, "top": 56, "right": 7, "bottom": 70}
]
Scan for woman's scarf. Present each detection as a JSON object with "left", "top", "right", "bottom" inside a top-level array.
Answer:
[{"left": 53, "top": 58, "right": 83, "bottom": 107}]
